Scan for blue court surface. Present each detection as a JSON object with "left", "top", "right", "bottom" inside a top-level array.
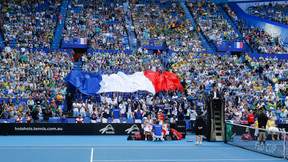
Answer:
[{"left": 0, "top": 135, "right": 283, "bottom": 162}]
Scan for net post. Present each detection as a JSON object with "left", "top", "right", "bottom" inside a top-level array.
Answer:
[{"left": 284, "top": 130, "right": 286, "bottom": 159}]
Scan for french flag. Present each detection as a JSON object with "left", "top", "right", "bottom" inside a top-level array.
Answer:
[
  {"left": 235, "top": 42, "right": 243, "bottom": 48},
  {"left": 79, "top": 38, "right": 87, "bottom": 45},
  {"left": 66, "top": 71, "right": 183, "bottom": 95}
]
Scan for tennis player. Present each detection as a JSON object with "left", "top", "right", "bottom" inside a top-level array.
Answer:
[
  {"left": 143, "top": 115, "right": 153, "bottom": 141},
  {"left": 267, "top": 116, "right": 280, "bottom": 141}
]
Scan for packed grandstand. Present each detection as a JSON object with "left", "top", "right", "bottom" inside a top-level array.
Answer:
[{"left": 0, "top": 0, "right": 288, "bottom": 136}]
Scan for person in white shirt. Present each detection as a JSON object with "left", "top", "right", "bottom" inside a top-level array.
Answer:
[
  {"left": 105, "top": 95, "right": 112, "bottom": 105},
  {"left": 146, "top": 94, "right": 153, "bottom": 107},
  {"left": 143, "top": 115, "right": 153, "bottom": 140},
  {"left": 101, "top": 94, "right": 106, "bottom": 104},
  {"left": 172, "top": 104, "right": 178, "bottom": 117},
  {"left": 170, "top": 115, "right": 178, "bottom": 124},
  {"left": 73, "top": 100, "right": 80, "bottom": 117},
  {"left": 126, "top": 99, "right": 134, "bottom": 118},
  {"left": 79, "top": 100, "right": 87, "bottom": 118},
  {"left": 87, "top": 101, "right": 94, "bottom": 114},
  {"left": 16, "top": 114, "right": 23, "bottom": 123},
  {"left": 111, "top": 97, "right": 118, "bottom": 106},
  {"left": 190, "top": 106, "right": 198, "bottom": 133},
  {"left": 76, "top": 115, "right": 84, "bottom": 123},
  {"left": 172, "top": 93, "right": 178, "bottom": 99},
  {"left": 119, "top": 101, "right": 126, "bottom": 117}
]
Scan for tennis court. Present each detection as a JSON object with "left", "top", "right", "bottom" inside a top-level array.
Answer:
[{"left": 0, "top": 135, "right": 283, "bottom": 162}]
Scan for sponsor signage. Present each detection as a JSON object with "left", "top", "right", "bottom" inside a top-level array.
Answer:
[
  {"left": 0, "top": 123, "right": 142, "bottom": 135},
  {"left": 154, "top": 39, "right": 163, "bottom": 46},
  {"left": 141, "top": 39, "right": 149, "bottom": 46}
]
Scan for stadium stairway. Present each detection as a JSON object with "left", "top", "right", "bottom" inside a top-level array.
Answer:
[
  {"left": 218, "top": 5, "right": 254, "bottom": 53},
  {"left": 181, "top": 3, "right": 214, "bottom": 52},
  {"left": 73, "top": 62, "right": 82, "bottom": 71},
  {"left": 124, "top": 1, "right": 135, "bottom": 50},
  {"left": 0, "top": 32, "right": 5, "bottom": 49},
  {"left": 51, "top": 0, "right": 69, "bottom": 49}
]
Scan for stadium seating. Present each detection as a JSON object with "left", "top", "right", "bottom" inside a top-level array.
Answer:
[
  {"left": 0, "top": 0, "right": 61, "bottom": 48},
  {"left": 247, "top": 2, "right": 288, "bottom": 25},
  {"left": 0, "top": 0, "right": 288, "bottom": 127}
]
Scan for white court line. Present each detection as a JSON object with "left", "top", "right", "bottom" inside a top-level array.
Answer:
[
  {"left": 0, "top": 148, "right": 91, "bottom": 150},
  {"left": 0, "top": 147, "right": 232, "bottom": 150},
  {"left": 0, "top": 145, "right": 229, "bottom": 147},
  {"left": 92, "top": 159, "right": 282, "bottom": 162},
  {"left": 90, "top": 148, "right": 94, "bottom": 162}
]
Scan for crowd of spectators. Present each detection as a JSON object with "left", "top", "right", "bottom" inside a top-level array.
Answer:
[
  {"left": 223, "top": 3, "right": 288, "bottom": 54},
  {"left": 226, "top": 54, "right": 288, "bottom": 125},
  {"left": 187, "top": 0, "right": 240, "bottom": 44},
  {"left": 247, "top": 1, "right": 288, "bottom": 25},
  {"left": 1, "top": 45, "right": 288, "bottom": 128},
  {"left": 130, "top": 0, "right": 206, "bottom": 52},
  {"left": 0, "top": 1, "right": 288, "bottom": 133},
  {"left": 0, "top": 47, "right": 73, "bottom": 120},
  {"left": 75, "top": 49, "right": 288, "bottom": 128},
  {"left": 62, "top": 0, "right": 129, "bottom": 50},
  {"left": 0, "top": 0, "right": 61, "bottom": 48}
]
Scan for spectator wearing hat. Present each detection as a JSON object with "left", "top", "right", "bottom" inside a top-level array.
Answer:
[
  {"left": 56, "top": 92, "right": 63, "bottom": 105},
  {"left": 50, "top": 99, "right": 57, "bottom": 112},
  {"left": 156, "top": 109, "right": 164, "bottom": 123},
  {"left": 27, "top": 96, "right": 34, "bottom": 110}
]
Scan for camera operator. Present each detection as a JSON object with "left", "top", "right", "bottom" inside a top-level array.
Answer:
[{"left": 42, "top": 106, "right": 52, "bottom": 123}]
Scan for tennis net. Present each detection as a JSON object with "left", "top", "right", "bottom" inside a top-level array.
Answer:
[{"left": 225, "top": 122, "right": 288, "bottom": 159}]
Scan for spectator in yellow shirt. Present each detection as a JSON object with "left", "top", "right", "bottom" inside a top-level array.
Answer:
[{"left": 56, "top": 92, "right": 63, "bottom": 105}]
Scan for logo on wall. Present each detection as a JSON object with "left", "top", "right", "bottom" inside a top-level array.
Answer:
[
  {"left": 99, "top": 124, "right": 115, "bottom": 134},
  {"left": 125, "top": 124, "right": 140, "bottom": 134}
]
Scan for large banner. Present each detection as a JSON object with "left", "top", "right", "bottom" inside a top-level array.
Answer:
[
  {"left": 6, "top": 47, "right": 72, "bottom": 53},
  {"left": 0, "top": 123, "right": 142, "bottom": 135},
  {"left": 62, "top": 38, "right": 88, "bottom": 48},
  {"left": 167, "top": 51, "right": 231, "bottom": 57},
  {"left": 87, "top": 49, "right": 134, "bottom": 55}
]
